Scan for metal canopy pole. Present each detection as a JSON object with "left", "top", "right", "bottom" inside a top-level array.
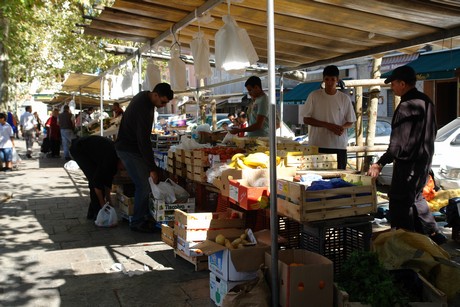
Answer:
[
  {"left": 100, "top": 77, "right": 104, "bottom": 136},
  {"left": 267, "top": 0, "right": 279, "bottom": 306}
]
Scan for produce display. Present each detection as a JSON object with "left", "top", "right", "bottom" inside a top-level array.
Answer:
[
  {"left": 228, "top": 152, "right": 282, "bottom": 169},
  {"left": 214, "top": 229, "right": 254, "bottom": 250}
]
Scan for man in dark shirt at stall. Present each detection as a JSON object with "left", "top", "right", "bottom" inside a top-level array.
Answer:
[
  {"left": 115, "top": 83, "right": 174, "bottom": 233},
  {"left": 367, "top": 66, "right": 446, "bottom": 245},
  {"left": 70, "top": 135, "right": 120, "bottom": 220}
]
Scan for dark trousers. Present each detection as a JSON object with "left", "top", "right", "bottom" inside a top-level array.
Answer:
[
  {"left": 319, "top": 148, "right": 347, "bottom": 170},
  {"left": 389, "top": 158, "right": 438, "bottom": 235},
  {"left": 50, "top": 139, "right": 60, "bottom": 157}
]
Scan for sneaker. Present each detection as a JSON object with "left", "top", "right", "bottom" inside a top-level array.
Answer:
[
  {"left": 430, "top": 232, "right": 447, "bottom": 245},
  {"left": 130, "top": 222, "right": 156, "bottom": 233}
]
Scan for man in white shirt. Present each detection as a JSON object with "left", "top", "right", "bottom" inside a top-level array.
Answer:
[
  {"left": 19, "top": 106, "right": 38, "bottom": 159},
  {"left": 302, "top": 65, "right": 356, "bottom": 169},
  {"left": 0, "top": 112, "right": 15, "bottom": 171}
]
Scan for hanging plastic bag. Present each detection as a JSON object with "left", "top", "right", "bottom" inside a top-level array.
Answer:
[
  {"left": 143, "top": 60, "right": 162, "bottom": 90},
  {"left": 95, "top": 203, "right": 118, "bottom": 227},
  {"left": 168, "top": 44, "right": 186, "bottom": 91},
  {"left": 215, "top": 15, "right": 259, "bottom": 74},
  {"left": 165, "top": 178, "right": 190, "bottom": 202},
  {"left": 191, "top": 31, "right": 212, "bottom": 79}
]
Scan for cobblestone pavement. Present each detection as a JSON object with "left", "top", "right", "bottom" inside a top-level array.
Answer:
[{"left": 0, "top": 139, "right": 211, "bottom": 307}]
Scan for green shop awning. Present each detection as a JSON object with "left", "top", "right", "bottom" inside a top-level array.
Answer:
[
  {"left": 280, "top": 81, "right": 322, "bottom": 105},
  {"left": 382, "top": 49, "right": 460, "bottom": 80}
]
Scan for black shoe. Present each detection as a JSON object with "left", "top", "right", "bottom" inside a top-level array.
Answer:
[
  {"left": 26, "top": 154, "right": 32, "bottom": 159},
  {"left": 65, "top": 157, "right": 71, "bottom": 161},
  {"left": 430, "top": 232, "right": 447, "bottom": 245},
  {"left": 130, "top": 222, "right": 156, "bottom": 233},
  {"left": 3, "top": 168, "right": 12, "bottom": 172}
]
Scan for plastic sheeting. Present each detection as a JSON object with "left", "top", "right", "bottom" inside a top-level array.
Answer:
[{"left": 214, "top": 15, "right": 259, "bottom": 74}]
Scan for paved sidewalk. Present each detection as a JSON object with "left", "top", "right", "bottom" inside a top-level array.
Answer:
[{"left": 0, "top": 140, "right": 211, "bottom": 307}]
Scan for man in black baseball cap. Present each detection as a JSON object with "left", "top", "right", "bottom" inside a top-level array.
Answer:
[
  {"left": 384, "top": 65, "right": 417, "bottom": 84},
  {"left": 369, "top": 65, "right": 447, "bottom": 245}
]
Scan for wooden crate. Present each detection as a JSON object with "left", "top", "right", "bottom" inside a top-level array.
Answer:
[
  {"left": 174, "top": 249, "right": 208, "bottom": 271},
  {"left": 193, "top": 165, "right": 208, "bottom": 182},
  {"left": 184, "top": 149, "right": 193, "bottom": 165},
  {"left": 193, "top": 150, "right": 210, "bottom": 167},
  {"left": 277, "top": 174, "right": 377, "bottom": 222},
  {"left": 175, "top": 162, "right": 187, "bottom": 178},
  {"left": 161, "top": 224, "right": 176, "bottom": 248},
  {"left": 177, "top": 149, "right": 186, "bottom": 163}
]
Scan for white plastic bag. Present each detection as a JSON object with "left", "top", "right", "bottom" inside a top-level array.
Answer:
[
  {"left": 143, "top": 60, "right": 161, "bottom": 90},
  {"left": 191, "top": 31, "right": 212, "bottom": 79},
  {"left": 12, "top": 148, "right": 21, "bottom": 164},
  {"left": 168, "top": 45, "right": 187, "bottom": 91},
  {"left": 149, "top": 178, "right": 177, "bottom": 204},
  {"left": 215, "top": 15, "right": 259, "bottom": 74},
  {"left": 95, "top": 203, "right": 118, "bottom": 227},
  {"left": 64, "top": 160, "right": 80, "bottom": 171},
  {"left": 165, "top": 178, "right": 190, "bottom": 202}
]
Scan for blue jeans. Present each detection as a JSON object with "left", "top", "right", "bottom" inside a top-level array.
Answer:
[
  {"left": 116, "top": 150, "right": 151, "bottom": 227},
  {"left": 0, "top": 147, "right": 13, "bottom": 162},
  {"left": 61, "top": 129, "right": 75, "bottom": 158}
]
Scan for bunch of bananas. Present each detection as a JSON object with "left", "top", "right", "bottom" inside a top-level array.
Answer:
[{"left": 228, "top": 152, "right": 282, "bottom": 169}]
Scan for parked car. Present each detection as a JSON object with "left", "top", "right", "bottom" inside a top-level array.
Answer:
[
  {"left": 377, "top": 117, "right": 460, "bottom": 187},
  {"left": 347, "top": 117, "right": 392, "bottom": 146}
]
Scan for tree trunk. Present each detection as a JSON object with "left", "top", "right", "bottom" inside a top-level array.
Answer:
[{"left": 0, "top": 11, "right": 9, "bottom": 111}]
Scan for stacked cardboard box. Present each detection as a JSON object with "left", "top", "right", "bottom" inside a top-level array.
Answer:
[
  {"left": 194, "top": 229, "right": 270, "bottom": 306},
  {"left": 150, "top": 197, "right": 195, "bottom": 222}
]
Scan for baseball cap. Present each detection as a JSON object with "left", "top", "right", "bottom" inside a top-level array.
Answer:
[{"left": 384, "top": 65, "right": 417, "bottom": 84}]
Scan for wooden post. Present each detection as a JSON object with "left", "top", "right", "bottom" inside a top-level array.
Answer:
[
  {"left": 365, "top": 57, "right": 382, "bottom": 172},
  {"left": 355, "top": 86, "right": 364, "bottom": 171}
]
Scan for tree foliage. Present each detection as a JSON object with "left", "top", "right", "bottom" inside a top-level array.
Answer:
[{"left": 0, "top": 0, "right": 131, "bottom": 108}]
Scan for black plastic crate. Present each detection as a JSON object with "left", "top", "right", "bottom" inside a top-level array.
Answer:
[
  {"left": 278, "top": 216, "right": 302, "bottom": 249},
  {"left": 300, "top": 215, "right": 373, "bottom": 278}
]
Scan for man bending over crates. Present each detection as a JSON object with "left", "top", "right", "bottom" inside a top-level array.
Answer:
[
  {"left": 115, "top": 83, "right": 174, "bottom": 233},
  {"left": 70, "top": 135, "right": 120, "bottom": 220}
]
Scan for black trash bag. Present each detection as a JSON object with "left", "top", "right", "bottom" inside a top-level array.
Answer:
[{"left": 41, "top": 137, "right": 51, "bottom": 153}]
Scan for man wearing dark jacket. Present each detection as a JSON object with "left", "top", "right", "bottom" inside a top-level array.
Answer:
[
  {"left": 368, "top": 66, "right": 446, "bottom": 245},
  {"left": 70, "top": 136, "right": 119, "bottom": 220},
  {"left": 115, "top": 83, "right": 174, "bottom": 233}
]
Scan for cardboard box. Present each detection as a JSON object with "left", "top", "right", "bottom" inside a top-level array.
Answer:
[
  {"left": 276, "top": 174, "right": 377, "bottom": 222},
  {"left": 229, "top": 178, "right": 269, "bottom": 210},
  {"left": 285, "top": 153, "right": 338, "bottom": 170},
  {"left": 151, "top": 198, "right": 195, "bottom": 222},
  {"left": 265, "top": 250, "right": 334, "bottom": 307},
  {"left": 195, "top": 233, "right": 269, "bottom": 281},
  {"left": 209, "top": 272, "right": 248, "bottom": 306}
]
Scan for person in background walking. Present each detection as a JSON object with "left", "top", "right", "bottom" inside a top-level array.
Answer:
[
  {"left": 0, "top": 112, "right": 15, "bottom": 171},
  {"left": 58, "top": 105, "right": 75, "bottom": 161},
  {"left": 45, "top": 109, "right": 61, "bottom": 158},
  {"left": 302, "top": 65, "right": 356, "bottom": 169},
  {"left": 115, "top": 83, "right": 174, "bottom": 233},
  {"left": 33, "top": 111, "right": 43, "bottom": 142},
  {"left": 19, "top": 106, "right": 38, "bottom": 159},
  {"left": 367, "top": 65, "right": 446, "bottom": 245},
  {"left": 6, "top": 111, "right": 18, "bottom": 139}
]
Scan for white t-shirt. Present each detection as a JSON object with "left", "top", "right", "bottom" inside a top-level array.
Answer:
[
  {"left": 0, "top": 122, "right": 14, "bottom": 148},
  {"left": 20, "top": 111, "right": 37, "bottom": 131},
  {"left": 302, "top": 89, "right": 356, "bottom": 149}
]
